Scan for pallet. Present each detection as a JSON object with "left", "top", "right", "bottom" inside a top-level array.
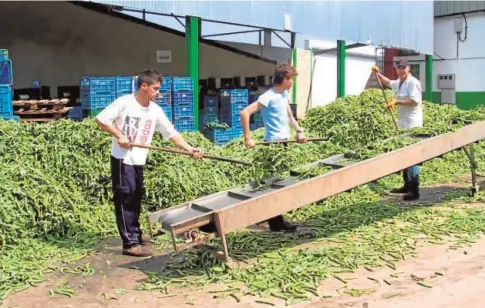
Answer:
[{"left": 13, "top": 99, "right": 71, "bottom": 122}]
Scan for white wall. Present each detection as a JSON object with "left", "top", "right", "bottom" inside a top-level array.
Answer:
[
  {"left": 0, "top": 2, "right": 275, "bottom": 95},
  {"left": 400, "top": 11, "right": 485, "bottom": 92},
  {"left": 216, "top": 41, "right": 292, "bottom": 63},
  {"left": 308, "top": 40, "right": 378, "bottom": 107},
  {"left": 433, "top": 11, "right": 485, "bottom": 92}
]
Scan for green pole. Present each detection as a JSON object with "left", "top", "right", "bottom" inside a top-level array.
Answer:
[
  {"left": 185, "top": 15, "right": 200, "bottom": 130},
  {"left": 425, "top": 54, "right": 433, "bottom": 102},
  {"left": 292, "top": 48, "right": 297, "bottom": 105},
  {"left": 337, "top": 40, "right": 346, "bottom": 97}
]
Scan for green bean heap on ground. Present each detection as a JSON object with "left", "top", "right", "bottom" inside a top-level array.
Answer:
[{"left": 2, "top": 88, "right": 485, "bottom": 303}]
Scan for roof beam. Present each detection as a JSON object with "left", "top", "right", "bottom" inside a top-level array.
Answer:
[{"left": 313, "top": 43, "right": 368, "bottom": 56}]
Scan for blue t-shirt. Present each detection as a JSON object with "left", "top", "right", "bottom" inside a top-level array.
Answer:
[{"left": 257, "top": 88, "right": 290, "bottom": 141}]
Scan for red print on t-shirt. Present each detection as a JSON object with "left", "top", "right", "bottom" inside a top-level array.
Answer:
[{"left": 140, "top": 119, "right": 153, "bottom": 144}]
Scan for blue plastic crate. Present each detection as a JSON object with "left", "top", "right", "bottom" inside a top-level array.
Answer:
[
  {"left": 220, "top": 102, "right": 246, "bottom": 117},
  {"left": 204, "top": 126, "right": 242, "bottom": 144},
  {"left": 81, "top": 94, "right": 116, "bottom": 110},
  {"left": 161, "top": 104, "right": 173, "bottom": 123},
  {"left": 81, "top": 77, "right": 116, "bottom": 95},
  {"left": 249, "top": 94, "right": 259, "bottom": 104},
  {"left": 203, "top": 106, "right": 217, "bottom": 115},
  {"left": 201, "top": 113, "right": 218, "bottom": 127},
  {"left": 251, "top": 111, "right": 264, "bottom": 124},
  {"left": 161, "top": 76, "right": 172, "bottom": 92},
  {"left": 250, "top": 123, "right": 264, "bottom": 131},
  {"left": 155, "top": 94, "right": 171, "bottom": 107},
  {"left": 115, "top": 76, "right": 134, "bottom": 97},
  {"left": 203, "top": 95, "right": 218, "bottom": 108},
  {"left": 68, "top": 106, "right": 84, "bottom": 121},
  {"left": 173, "top": 92, "right": 194, "bottom": 105},
  {"left": 220, "top": 113, "right": 242, "bottom": 127},
  {"left": 229, "top": 89, "right": 249, "bottom": 103},
  {"left": 0, "top": 50, "right": 8, "bottom": 61},
  {"left": 173, "top": 77, "right": 193, "bottom": 92},
  {"left": 0, "top": 60, "right": 13, "bottom": 85},
  {"left": 174, "top": 116, "right": 196, "bottom": 132},
  {"left": 173, "top": 104, "right": 194, "bottom": 119},
  {"left": 230, "top": 89, "right": 249, "bottom": 96},
  {"left": 0, "top": 85, "right": 13, "bottom": 119}
]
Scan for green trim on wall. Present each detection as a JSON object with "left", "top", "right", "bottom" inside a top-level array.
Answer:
[
  {"left": 292, "top": 48, "right": 297, "bottom": 105},
  {"left": 456, "top": 92, "right": 485, "bottom": 110},
  {"left": 423, "top": 91, "right": 485, "bottom": 110}
]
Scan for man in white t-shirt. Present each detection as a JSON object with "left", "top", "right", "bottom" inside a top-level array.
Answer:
[
  {"left": 95, "top": 70, "right": 203, "bottom": 257},
  {"left": 372, "top": 59, "right": 423, "bottom": 201}
]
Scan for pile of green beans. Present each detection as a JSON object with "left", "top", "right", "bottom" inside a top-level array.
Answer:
[{"left": 3, "top": 89, "right": 485, "bottom": 303}]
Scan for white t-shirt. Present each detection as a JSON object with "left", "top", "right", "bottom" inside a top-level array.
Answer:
[
  {"left": 96, "top": 94, "right": 179, "bottom": 166},
  {"left": 389, "top": 74, "right": 423, "bottom": 129}
]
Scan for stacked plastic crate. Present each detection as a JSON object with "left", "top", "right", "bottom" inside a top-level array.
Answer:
[
  {"left": 172, "top": 77, "right": 195, "bottom": 132},
  {"left": 200, "top": 95, "right": 218, "bottom": 128},
  {"left": 154, "top": 76, "right": 173, "bottom": 123},
  {"left": 204, "top": 89, "right": 248, "bottom": 145},
  {"left": 0, "top": 49, "right": 13, "bottom": 120},
  {"left": 249, "top": 93, "right": 264, "bottom": 131},
  {"left": 81, "top": 76, "right": 135, "bottom": 118}
]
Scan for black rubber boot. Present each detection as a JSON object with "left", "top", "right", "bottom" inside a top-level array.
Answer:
[
  {"left": 403, "top": 175, "right": 420, "bottom": 201},
  {"left": 267, "top": 215, "right": 298, "bottom": 232},
  {"left": 391, "top": 171, "right": 410, "bottom": 194}
]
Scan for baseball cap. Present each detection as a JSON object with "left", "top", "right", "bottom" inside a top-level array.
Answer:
[{"left": 395, "top": 58, "right": 409, "bottom": 67}]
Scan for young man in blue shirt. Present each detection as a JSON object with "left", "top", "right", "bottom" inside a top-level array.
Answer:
[{"left": 240, "top": 63, "right": 307, "bottom": 232}]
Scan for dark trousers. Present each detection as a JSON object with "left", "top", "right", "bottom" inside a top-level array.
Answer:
[
  {"left": 264, "top": 139, "right": 290, "bottom": 230},
  {"left": 110, "top": 156, "right": 144, "bottom": 249}
]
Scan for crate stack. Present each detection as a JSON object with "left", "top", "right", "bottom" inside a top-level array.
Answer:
[
  {"left": 203, "top": 89, "right": 248, "bottom": 145},
  {"left": 172, "top": 77, "right": 195, "bottom": 132},
  {"left": 155, "top": 76, "right": 173, "bottom": 123},
  {"left": 200, "top": 95, "right": 218, "bottom": 128},
  {"left": 0, "top": 49, "right": 13, "bottom": 120},
  {"left": 249, "top": 93, "right": 264, "bottom": 131},
  {"left": 80, "top": 76, "right": 135, "bottom": 118}
]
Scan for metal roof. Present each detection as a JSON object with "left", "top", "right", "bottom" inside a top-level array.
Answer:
[
  {"left": 435, "top": 1, "right": 485, "bottom": 17},
  {"left": 90, "top": 0, "right": 434, "bottom": 54}
]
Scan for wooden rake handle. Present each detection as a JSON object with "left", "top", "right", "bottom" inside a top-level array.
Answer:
[
  {"left": 256, "top": 137, "right": 329, "bottom": 145},
  {"left": 131, "top": 143, "right": 253, "bottom": 166},
  {"left": 374, "top": 72, "right": 399, "bottom": 131}
]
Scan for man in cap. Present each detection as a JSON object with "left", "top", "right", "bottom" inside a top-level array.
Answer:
[{"left": 371, "top": 58, "right": 423, "bottom": 201}]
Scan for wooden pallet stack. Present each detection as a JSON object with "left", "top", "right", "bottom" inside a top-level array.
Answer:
[{"left": 12, "top": 98, "right": 71, "bottom": 122}]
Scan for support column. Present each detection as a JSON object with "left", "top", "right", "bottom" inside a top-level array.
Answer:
[
  {"left": 337, "top": 40, "right": 346, "bottom": 97},
  {"left": 425, "top": 54, "right": 433, "bottom": 102},
  {"left": 185, "top": 15, "right": 200, "bottom": 130},
  {"left": 291, "top": 32, "right": 297, "bottom": 106}
]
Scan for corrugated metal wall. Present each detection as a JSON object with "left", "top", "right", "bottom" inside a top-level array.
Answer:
[
  {"left": 435, "top": 1, "right": 485, "bottom": 17},
  {"left": 91, "top": 0, "right": 434, "bottom": 54}
]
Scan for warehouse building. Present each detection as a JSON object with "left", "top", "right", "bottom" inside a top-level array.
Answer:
[
  {"left": 391, "top": 1, "right": 485, "bottom": 110},
  {"left": 0, "top": 1, "right": 434, "bottom": 139}
]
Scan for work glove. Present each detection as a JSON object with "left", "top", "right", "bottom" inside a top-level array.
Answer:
[
  {"left": 371, "top": 65, "right": 380, "bottom": 73},
  {"left": 386, "top": 99, "right": 396, "bottom": 112}
]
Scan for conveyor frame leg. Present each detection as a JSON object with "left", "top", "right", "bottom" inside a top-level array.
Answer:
[
  {"left": 213, "top": 212, "right": 231, "bottom": 263},
  {"left": 463, "top": 143, "right": 479, "bottom": 196}
]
